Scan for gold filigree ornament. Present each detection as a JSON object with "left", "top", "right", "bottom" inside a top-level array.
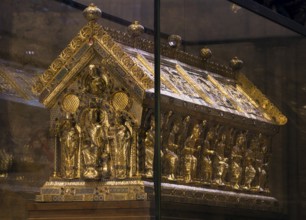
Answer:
[
  {"left": 80, "top": 25, "right": 93, "bottom": 39},
  {"left": 40, "top": 70, "right": 54, "bottom": 83},
  {"left": 121, "top": 55, "right": 134, "bottom": 69},
  {"left": 70, "top": 35, "right": 84, "bottom": 50},
  {"left": 112, "top": 91, "right": 130, "bottom": 111},
  {"left": 50, "top": 58, "right": 64, "bottom": 73},
  {"left": 60, "top": 47, "right": 74, "bottom": 60},
  {"left": 61, "top": 94, "right": 80, "bottom": 113},
  {"left": 112, "top": 44, "right": 125, "bottom": 58},
  {"left": 100, "top": 34, "right": 115, "bottom": 48},
  {"left": 131, "top": 65, "right": 144, "bottom": 79},
  {"left": 141, "top": 77, "right": 154, "bottom": 89}
]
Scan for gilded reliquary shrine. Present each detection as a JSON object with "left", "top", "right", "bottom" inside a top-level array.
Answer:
[{"left": 27, "top": 4, "right": 287, "bottom": 211}]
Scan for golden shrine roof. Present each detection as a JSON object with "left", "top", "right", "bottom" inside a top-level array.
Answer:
[
  {"left": 0, "top": 59, "right": 42, "bottom": 106},
  {"left": 31, "top": 4, "right": 287, "bottom": 126}
]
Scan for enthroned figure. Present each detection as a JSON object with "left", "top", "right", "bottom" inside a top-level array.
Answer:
[
  {"left": 144, "top": 116, "right": 155, "bottom": 178},
  {"left": 177, "top": 115, "right": 190, "bottom": 146},
  {"left": 243, "top": 146, "right": 256, "bottom": 190},
  {"left": 182, "top": 123, "right": 201, "bottom": 183},
  {"left": 230, "top": 134, "right": 243, "bottom": 189},
  {"left": 213, "top": 133, "right": 229, "bottom": 185},
  {"left": 82, "top": 139, "right": 99, "bottom": 179},
  {"left": 200, "top": 128, "right": 215, "bottom": 183},
  {"left": 89, "top": 109, "right": 110, "bottom": 151},
  {"left": 253, "top": 133, "right": 269, "bottom": 191},
  {"left": 83, "top": 107, "right": 111, "bottom": 179},
  {"left": 163, "top": 120, "right": 180, "bottom": 180},
  {"left": 176, "top": 115, "right": 191, "bottom": 177},
  {"left": 87, "top": 64, "right": 107, "bottom": 96}
]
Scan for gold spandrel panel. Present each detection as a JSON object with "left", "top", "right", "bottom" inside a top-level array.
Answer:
[
  {"left": 220, "top": 82, "right": 268, "bottom": 120},
  {"left": 160, "top": 65, "right": 201, "bottom": 99},
  {"left": 175, "top": 64, "right": 213, "bottom": 105},
  {"left": 136, "top": 53, "right": 180, "bottom": 94},
  {"left": 195, "top": 75, "right": 235, "bottom": 110},
  {"left": 206, "top": 74, "right": 243, "bottom": 113},
  {"left": 176, "top": 64, "right": 237, "bottom": 110}
]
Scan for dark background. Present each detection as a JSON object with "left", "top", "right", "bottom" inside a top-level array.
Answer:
[{"left": 0, "top": 0, "right": 305, "bottom": 219}]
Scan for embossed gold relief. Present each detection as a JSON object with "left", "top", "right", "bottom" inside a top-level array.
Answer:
[
  {"left": 163, "top": 118, "right": 180, "bottom": 181},
  {"left": 50, "top": 63, "right": 140, "bottom": 182},
  {"left": 93, "top": 35, "right": 153, "bottom": 90},
  {"left": 42, "top": 48, "right": 95, "bottom": 108},
  {"left": 36, "top": 180, "right": 147, "bottom": 202},
  {"left": 32, "top": 24, "right": 91, "bottom": 94},
  {"left": 143, "top": 115, "right": 155, "bottom": 178},
  {"left": 138, "top": 110, "right": 271, "bottom": 193},
  {"left": 181, "top": 123, "right": 201, "bottom": 183},
  {"left": 59, "top": 115, "right": 81, "bottom": 179},
  {"left": 35, "top": 4, "right": 285, "bottom": 203}
]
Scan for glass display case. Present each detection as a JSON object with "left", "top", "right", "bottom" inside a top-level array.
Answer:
[{"left": 0, "top": 0, "right": 305, "bottom": 219}]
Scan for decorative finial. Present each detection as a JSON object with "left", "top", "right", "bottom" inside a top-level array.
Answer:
[
  {"left": 230, "top": 56, "right": 243, "bottom": 71},
  {"left": 168, "top": 35, "right": 182, "bottom": 49},
  {"left": 128, "top": 21, "right": 144, "bottom": 37},
  {"left": 200, "top": 47, "right": 212, "bottom": 61},
  {"left": 83, "top": 3, "right": 102, "bottom": 22}
]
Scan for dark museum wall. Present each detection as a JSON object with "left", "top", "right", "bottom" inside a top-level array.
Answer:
[
  {"left": 0, "top": 0, "right": 305, "bottom": 219},
  {"left": 0, "top": 99, "right": 51, "bottom": 219}
]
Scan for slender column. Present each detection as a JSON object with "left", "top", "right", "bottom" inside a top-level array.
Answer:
[
  {"left": 153, "top": 0, "right": 161, "bottom": 219},
  {"left": 53, "top": 118, "right": 60, "bottom": 178},
  {"left": 53, "top": 133, "right": 58, "bottom": 178}
]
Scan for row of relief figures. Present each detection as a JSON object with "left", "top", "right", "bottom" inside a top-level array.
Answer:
[
  {"left": 142, "top": 110, "right": 270, "bottom": 192},
  {"left": 52, "top": 103, "right": 270, "bottom": 193}
]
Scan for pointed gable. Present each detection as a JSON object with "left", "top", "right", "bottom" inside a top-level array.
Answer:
[
  {"left": 32, "top": 24, "right": 153, "bottom": 109},
  {"left": 32, "top": 4, "right": 286, "bottom": 127}
]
